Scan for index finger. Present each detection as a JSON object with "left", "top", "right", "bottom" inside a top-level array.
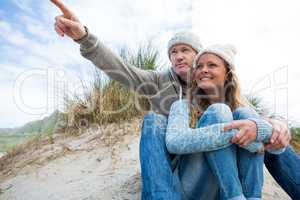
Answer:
[
  {"left": 274, "top": 132, "right": 285, "bottom": 145},
  {"left": 270, "top": 129, "right": 280, "bottom": 144},
  {"left": 51, "top": 0, "right": 73, "bottom": 17},
  {"left": 223, "top": 121, "right": 241, "bottom": 132}
]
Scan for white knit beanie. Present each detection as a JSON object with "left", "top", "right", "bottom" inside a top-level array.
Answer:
[
  {"left": 167, "top": 31, "right": 203, "bottom": 59},
  {"left": 193, "top": 44, "right": 237, "bottom": 69}
]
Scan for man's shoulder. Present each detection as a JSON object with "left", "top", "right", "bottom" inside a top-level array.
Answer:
[{"left": 156, "top": 67, "right": 172, "bottom": 80}]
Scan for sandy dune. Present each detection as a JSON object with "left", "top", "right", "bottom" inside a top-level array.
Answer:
[{"left": 0, "top": 118, "right": 291, "bottom": 200}]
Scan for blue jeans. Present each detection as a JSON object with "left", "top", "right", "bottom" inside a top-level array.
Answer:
[
  {"left": 233, "top": 107, "right": 265, "bottom": 200},
  {"left": 139, "top": 112, "right": 300, "bottom": 199},
  {"left": 139, "top": 113, "right": 217, "bottom": 200},
  {"left": 264, "top": 146, "right": 300, "bottom": 199},
  {"left": 197, "top": 104, "right": 263, "bottom": 200},
  {"left": 139, "top": 113, "right": 182, "bottom": 200}
]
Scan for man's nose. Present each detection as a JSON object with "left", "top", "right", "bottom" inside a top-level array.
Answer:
[{"left": 175, "top": 52, "right": 184, "bottom": 60}]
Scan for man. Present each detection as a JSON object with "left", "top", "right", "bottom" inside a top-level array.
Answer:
[{"left": 50, "top": 0, "right": 300, "bottom": 199}]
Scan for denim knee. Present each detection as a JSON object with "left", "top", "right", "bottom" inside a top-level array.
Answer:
[
  {"left": 233, "top": 106, "right": 259, "bottom": 120},
  {"left": 203, "top": 103, "right": 233, "bottom": 124},
  {"left": 140, "top": 113, "right": 170, "bottom": 162},
  {"left": 141, "top": 113, "right": 167, "bottom": 137}
]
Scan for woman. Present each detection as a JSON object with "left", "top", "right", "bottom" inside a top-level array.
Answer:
[{"left": 166, "top": 44, "right": 284, "bottom": 200}]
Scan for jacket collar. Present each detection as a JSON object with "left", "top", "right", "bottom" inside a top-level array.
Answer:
[{"left": 169, "top": 67, "right": 187, "bottom": 98}]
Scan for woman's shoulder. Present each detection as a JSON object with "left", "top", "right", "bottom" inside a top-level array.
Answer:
[
  {"left": 170, "top": 99, "right": 190, "bottom": 113},
  {"left": 171, "top": 99, "right": 189, "bottom": 106}
]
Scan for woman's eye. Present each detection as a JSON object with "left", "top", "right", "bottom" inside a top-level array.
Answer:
[{"left": 208, "top": 63, "right": 216, "bottom": 67}]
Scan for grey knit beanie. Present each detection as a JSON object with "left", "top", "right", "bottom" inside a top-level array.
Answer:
[
  {"left": 193, "top": 44, "right": 237, "bottom": 69},
  {"left": 167, "top": 31, "right": 203, "bottom": 59}
]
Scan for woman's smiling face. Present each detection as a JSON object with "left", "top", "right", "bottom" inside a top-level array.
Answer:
[{"left": 194, "top": 53, "right": 228, "bottom": 91}]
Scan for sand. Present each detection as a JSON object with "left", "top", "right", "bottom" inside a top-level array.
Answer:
[{"left": 0, "top": 118, "right": 292, "bottom": 200}]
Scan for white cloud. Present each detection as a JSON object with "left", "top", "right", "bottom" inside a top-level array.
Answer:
[
  {"left": 3, "top": 0, "right": 299, "bottom": 128},
  {"left": 0, "top": 0, "right": 300, "bottom": 127},
  {"left": 19, "top": 15, "right": 53, "bottom": 41},
  {"left": 60, "top": 0, "right": 192, "bottom": 50},
  {"left": 1, "top": 0, "right": 194, "bottom": 127},
  {"left": 192, "top": 0, "right": 300, "bottom": 124},
  {"left": 0, "top": 21, "right": 30, "bottom": 46},
  {"left": 11, "top": 0, "right": 37, "bottom": 15}
]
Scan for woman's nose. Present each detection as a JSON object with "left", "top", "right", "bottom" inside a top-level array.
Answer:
[{"left": 200, "top": 66, "right": 209, "bottom": 73}]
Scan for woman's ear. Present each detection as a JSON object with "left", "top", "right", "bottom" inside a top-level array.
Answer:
[{"left": 225, "top": 68, "right": 232, "bottom": 80}]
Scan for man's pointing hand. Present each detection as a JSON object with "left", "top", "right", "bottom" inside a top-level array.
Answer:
[{"left": 51, "top": 0, "right": 86, "bottom": 40}]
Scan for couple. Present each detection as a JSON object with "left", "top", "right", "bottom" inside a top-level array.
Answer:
[
  {"left": 141, "top": 39, "right": 283, "bottom": 200},
  {"left": 50, "top": 0, "right": 300, "bottom": 199}
]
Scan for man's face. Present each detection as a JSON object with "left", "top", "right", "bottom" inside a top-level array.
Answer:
[{"left": 170, "top": 44, "right": 197, "bottom": 82}]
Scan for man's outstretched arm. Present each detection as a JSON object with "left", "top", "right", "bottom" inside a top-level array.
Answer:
[{"left": 50, "top": 0, "right": 159, "bottom": 95}]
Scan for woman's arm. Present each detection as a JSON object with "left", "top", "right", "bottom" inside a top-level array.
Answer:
[
  {"left": 228, "top": 106, "right": 286, "bottom": 155},
  {"left": 165, "top": 100, "right": 263, "bottom": 154}
]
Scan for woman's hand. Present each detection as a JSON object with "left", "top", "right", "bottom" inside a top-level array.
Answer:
[
  {"left": 223, "top": 120, "right": 257, "bottom": 147},
  {"left": 51, "top": 0, "right": 87, "bottom": 40}
]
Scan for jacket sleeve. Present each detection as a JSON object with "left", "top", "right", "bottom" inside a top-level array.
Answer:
[
  {"left": 165, "top": 100, "right": 264, "bottom": 154},
  {"left": 75, "top": 31, "right": 159, "bottom": 95}
]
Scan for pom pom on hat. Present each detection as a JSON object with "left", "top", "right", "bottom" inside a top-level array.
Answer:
[
  {"left": 223, "top": 44, "right": 237, "bottom": 56},
  {"left": 193, "top": 44, "right": 237, "bottom": 69}
]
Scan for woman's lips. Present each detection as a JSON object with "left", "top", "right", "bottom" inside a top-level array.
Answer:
[{"left": 199, "top": 77, "right": 212, "bottom": 81}]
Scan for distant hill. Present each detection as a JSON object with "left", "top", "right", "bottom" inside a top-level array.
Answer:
[
  {"left": 291, "top": 127, "right": 300, "bottom": 135},
  {"left": 0, "top": 110, "right": 66, "bottom": 136},
  {"left": 0, "top": 128, "right": 14, "bottom": 135}
]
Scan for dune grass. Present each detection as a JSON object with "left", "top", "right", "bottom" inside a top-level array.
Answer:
[
  {"left": 0, "top": 43, "right": 160, "bottom": 176},
  {"left": 63, "top": 43, "right": 159, "bottom": 135},
  {"left": 246, "top": 95, "right": 300, "bottom": 154},
  {"left": 291, "top": 127, "right": 300, "bottom": 154},
  {"left": 1, "top": 42, "right": 300, "bottom": 178}
]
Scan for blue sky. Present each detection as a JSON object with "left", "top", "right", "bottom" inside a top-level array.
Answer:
[
  {"left": 0, "top": 0, "right": 86, "bottom": 127},
  {"left": 192, "top": 0, "right": 300, "bottom": 127},
  {"left": 0, "top": 0, "right": 300, "bottom": 128},
  {"left": 0, "top": 0, "right": 192, "bottom": 128}
]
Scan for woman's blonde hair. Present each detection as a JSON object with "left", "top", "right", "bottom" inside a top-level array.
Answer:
[{"left": 187, "top": 53, "right": 248, "bottom": 127}]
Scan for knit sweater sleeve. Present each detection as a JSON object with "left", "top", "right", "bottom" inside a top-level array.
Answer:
[
  {"left": 75, "top": 30, "right": 159, "bottom": 95},
  {"left": 246, "top": 118, "right": 286, "bottom": 154},
  {"left": 165, "top": 100, "right": 264, "bottom": 154}
]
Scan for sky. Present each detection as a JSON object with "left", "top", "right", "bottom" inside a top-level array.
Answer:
[
  {"left": 192, "top": 0, "right": 300, "bottom": 126},
  {"left": 0, "top": 0, "right": 299, "bottom": 128}
]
